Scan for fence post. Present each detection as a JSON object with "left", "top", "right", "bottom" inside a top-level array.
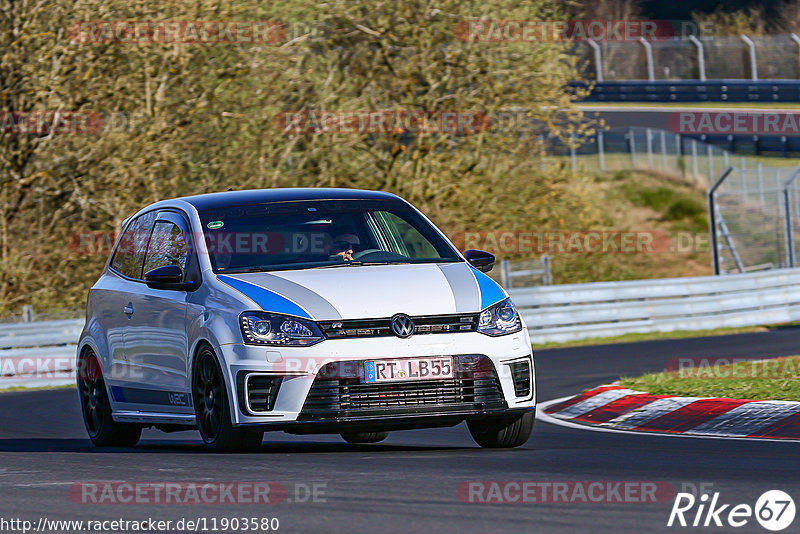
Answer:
[
  {"left": 597, "top": 131, "right": 606, "bottom": 171},
  {"left": 586, "top": 39, "right": 603, "bottom": 82},
  {"left": 740, "top": 34, "right": 758, "bottom": 80},
  {"left": 794, "top": 175, "right": 800, "bottom": 244},
  {"left": 660, "top": 130, "right": 667, "bottom": 169},
  {"left": 692, "top": 140, "right": 699, "bottom": 183},
  {"left": 542, "top": 255, "right": 552, "bottom": 285},
  {"left": 22, "top": 305, "right": 34, "bottom": 323},
  {"left": 782, "top": 165, "right": 800, "bottom": 268},
  {"left": 629, "top": 128, "right": 637, "bottom": 169},
  {"left": 500, "top": 259, "right": 511, "bottom": 288},
  {"left": 708, "top": 143, "right": 714, "bottom": 181},
  {"left": 708, "top": 167, "right": 734, "bottom": 275},
  {"left": 688, "top": 35, "right": 706, "bottom": 81},
  {"left": 793, "top": 35, "right": 800, "bottom": 81},
  {"left": 646, "top": 128, "right": 654, "bottom": 168},
  {"left": 639, "top": 38, "right": 655, "bottom": 81}
]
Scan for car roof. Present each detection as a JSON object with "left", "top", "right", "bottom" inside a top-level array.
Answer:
[{"left": 179, "top": 188, "right": 401, "bottom": 211}]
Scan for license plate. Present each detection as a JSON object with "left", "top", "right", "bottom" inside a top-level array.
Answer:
[{"left": 364, "top": 357, "right": 454, "bottom": 383}]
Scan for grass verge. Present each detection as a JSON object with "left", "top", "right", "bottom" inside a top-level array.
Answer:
[
  {"left": 619, "top": 355, "right": 800, "bottom": 401},
  {"left": 533, "top": 324, "right": 775, "bottom": 349}
]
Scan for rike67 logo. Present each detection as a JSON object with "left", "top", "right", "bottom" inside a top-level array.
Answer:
[{"left": 668, "top": 490, "right": 795, "bottom": 531}]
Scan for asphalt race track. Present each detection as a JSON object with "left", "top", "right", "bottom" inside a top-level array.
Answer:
[{"left": 2, "top": 329, "right": 800, "bottom": 533}]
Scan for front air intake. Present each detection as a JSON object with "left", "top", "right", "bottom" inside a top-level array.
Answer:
[
  {"left": 237, "top": 372, "right": 282, "bottom": 414},
  {"left": 508, "top": 360, "right": 531, "bottom": 397}
]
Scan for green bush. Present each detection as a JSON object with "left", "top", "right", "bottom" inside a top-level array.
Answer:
[
  {"left": 665, "top": 197, "right": 705, "bottom": 221},
  {"left": 637, "top": 187, "right": 676, "bottom": 211}
]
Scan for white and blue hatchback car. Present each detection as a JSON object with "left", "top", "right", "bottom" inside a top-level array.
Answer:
[{"left": 77, "top": 189, "right": 535, "bottom": 451}]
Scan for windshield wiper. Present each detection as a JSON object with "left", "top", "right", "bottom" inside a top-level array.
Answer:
[
  {"left": 310, "top": 260, "right": 412, "bottom": 269},
  {"left": 308, "top": 261, "right": 367, "bottom": 269}
]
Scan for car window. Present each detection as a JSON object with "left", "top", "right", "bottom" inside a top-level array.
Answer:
[
  {"left": 110, "top": 210, "right": 158, "bottom": 279},
  {"left": 197, "top": 199, "right": 460, "bottom": 273},
  {"left": 372, "top": 211, "right": 439, "bottom": 258},
  {"left": 142, "top": 221, "right": 189, "bottom": 276}
]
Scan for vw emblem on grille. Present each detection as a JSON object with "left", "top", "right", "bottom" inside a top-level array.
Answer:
[{"left": 390, "top": 313, "right": 415, "bottom": 338}]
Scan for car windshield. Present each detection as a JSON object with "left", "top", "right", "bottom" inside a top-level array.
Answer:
[{"left": 197, "top": 198, "right": 461, "bottom": 273}]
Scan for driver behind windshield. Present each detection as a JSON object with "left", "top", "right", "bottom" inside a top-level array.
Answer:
[{"left": 328, "top": 233, "right": 361, "bottom": 261}]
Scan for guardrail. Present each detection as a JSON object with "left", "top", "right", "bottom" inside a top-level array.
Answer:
[
  {"left": 496, "top": 257, "right": 552, "bottom": 288},
  {"left": 509, "top": 268, "right": 800, "bottom": 344},
  {"left": 0, "top": 319, "right": 82, "bottom": 388},
  {"left": 7, "top": 269, "right": 800, "bottom": 365},
  {"left": 575, "top": 34, "right": 800, "bottom": 83},
  {"left": 571, "top": 80, "right": 800, "bottom": 103}
]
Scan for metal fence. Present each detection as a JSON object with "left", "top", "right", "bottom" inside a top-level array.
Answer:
[
  {"left": 0, "top": 319, "right": 81, "bottom": 389},
  {"left": 546, "top": 126, "right": 788, "bottom": 187},
  {"left": 510, "top": 268, "right": 800, "bottom": 344},
  {"left": 708, "top": 164, "right": 800, "bottom": 274},
  {"left": 578, "top": 33, "right": 800, "bottom": 81},
  {"left": 492, "top": 257, "right": 552, "bottom": 288},
  {"left": 542, "top": 126, "right": 800, "bottom": 275},
  {"left": 10, "top": 269, "right": 800, "bottom": 351},
  {"left": 573, "top": 80, "right": 800, "bottom": 103}
]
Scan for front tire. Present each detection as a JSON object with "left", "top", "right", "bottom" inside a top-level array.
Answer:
[
  {"left": 467, "top": 411, "right": 534, "bottom": 448},
  {"left": 193, "top": 346, "right": 263, "bottom": 452},
  {"left": 341, "top": 432, "right": 389, "bottom": 444},
  {"left": 77, "top": 350, "right": 141, "bottom": 447}
]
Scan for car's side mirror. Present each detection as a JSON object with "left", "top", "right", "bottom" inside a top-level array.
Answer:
[
  {"left": 464, "top": 249, "right": 495, "bottom": 273},
  {"left": 144, "top": 265, "right": 192, "bottom": 291}
]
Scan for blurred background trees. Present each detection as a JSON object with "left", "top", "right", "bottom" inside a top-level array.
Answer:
[{"left": 0, "top": 0, "right": 599, "bottom": 315}]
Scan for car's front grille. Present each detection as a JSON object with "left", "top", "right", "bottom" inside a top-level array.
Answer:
[
  {"left": 299, "top": 355, "right": 506, "bottom": 419},
  {"left": 237, "top": 372, "right": 282, "bottom": 414},
  {"left": 317, "top": 313, "right": 478, "bottom": 339}
]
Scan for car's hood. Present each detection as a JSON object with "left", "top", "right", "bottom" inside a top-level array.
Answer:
[{"left": 216, "top": 262, "right": 506, "bottom": 320}]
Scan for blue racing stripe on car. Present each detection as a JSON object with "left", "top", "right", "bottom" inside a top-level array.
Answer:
[
  {"left": 217, "top": 274, "right": 313, "bottom": 319},
  {"left": 110, "top": 386, "right": 191, "bottom": 406},
  {"left": 468, "top": 265, "right": 507, "bottom": 310}
]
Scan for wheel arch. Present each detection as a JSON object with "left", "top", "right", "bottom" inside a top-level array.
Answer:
[{"left": 188, "top": 339, "right": 239, "bottom": 424}]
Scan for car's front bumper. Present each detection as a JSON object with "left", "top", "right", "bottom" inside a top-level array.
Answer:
[{"left": 216, "top": 330, "right": 535, "bottom": 430}]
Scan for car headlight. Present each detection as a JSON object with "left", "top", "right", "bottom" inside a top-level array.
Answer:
[
  {"left": 239, "top": 312, "right": 325, "bottom": 346},
  {"left": 476, "top": 298, "right": 522, "bottom": 336}
]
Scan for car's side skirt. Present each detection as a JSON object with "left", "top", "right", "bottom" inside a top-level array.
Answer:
[{"left": 112, "top": 411, "right": 197, "bottom": 426}]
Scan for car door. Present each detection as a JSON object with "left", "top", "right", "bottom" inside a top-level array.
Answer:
[
  {"left": 123, "top": 210, "right": 193, "bottom": 412},
  {"left": 103, "top": 209, "right": 158, "bottom": 391}
]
